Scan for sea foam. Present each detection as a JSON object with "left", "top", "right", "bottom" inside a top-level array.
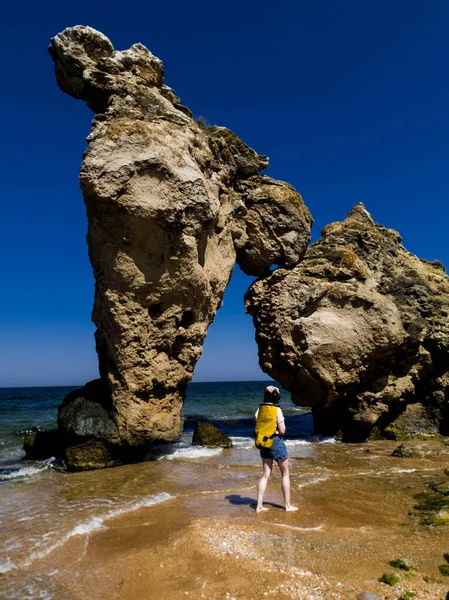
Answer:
[
  {"left": 0, "top": 458, "right": 57, "bottom": 482},
  {"left": 162, "top": 447, "right": 223, "bottom": 460},
  {"left": 229, "top": 437, "right": 254, "bottom": 449},
  {"left": 0, "top": 492, "right": 174, "bottom": 573},
  {"left": 296, "top": 475, "right": 329, "bottom": 489}
]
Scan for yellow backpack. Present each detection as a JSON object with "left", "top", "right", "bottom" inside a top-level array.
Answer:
[{"left": 255, "top": 404, "right": 278, "bottom": 449}]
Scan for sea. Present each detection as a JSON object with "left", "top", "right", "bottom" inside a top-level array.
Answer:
[
  {"left": 0, "top": 381, "right": 325, "bottom": 598},
  {"left": 2, "top": 383, "right": 449, "bottom": 599}
]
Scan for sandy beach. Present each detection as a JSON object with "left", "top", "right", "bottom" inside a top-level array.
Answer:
[{"left": 3, "top": 438, "right": 449, "bottom": 599}]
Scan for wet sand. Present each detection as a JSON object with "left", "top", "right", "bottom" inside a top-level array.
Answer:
[{"left": 3, "top": 439, "right": 449, "bottom": 599}]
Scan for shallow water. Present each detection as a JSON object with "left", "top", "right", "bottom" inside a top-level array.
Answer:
[{"left": 1, "top": 384, "right": 449, "bottom": 599}]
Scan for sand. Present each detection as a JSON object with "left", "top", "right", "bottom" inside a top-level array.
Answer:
[{"left": 11, "top": 439, "right": 449, "bottom": 600}]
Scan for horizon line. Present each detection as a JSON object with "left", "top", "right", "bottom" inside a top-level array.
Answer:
[{"left": 0, "top": 378, "right": 274, "bottom": 390}]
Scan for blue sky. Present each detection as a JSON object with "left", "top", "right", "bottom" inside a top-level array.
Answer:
[{"left": 1, "top": 1, "right": 448, "bottom": 386}]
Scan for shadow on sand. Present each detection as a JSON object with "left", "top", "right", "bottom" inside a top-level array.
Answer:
[{"left": 225, "top": 494, "right": 284, "bottom": 510}]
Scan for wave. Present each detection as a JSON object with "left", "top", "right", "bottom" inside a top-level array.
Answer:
[
  {"left": 161, "top": 447, "right": 223, "bottom": 460},
  {"left": 0, "top": 492, "right": 175, "bottom": 573},
  {"left": 285, "top": 439, "right": 312, "bottom": 446},
  {"left": 0, "top": 458, "right": 57, "bottom": 482},
  {"left": 285, "top": 436, "right": 336, "bottom": 446},
  {"left": 229, "top": 437, "right": 254, "bottom": 449},
  {"left": 296, "top": 475, "right": 329, "bottom": 489},
  {"left": 392, "top": 468, "right": 418, "bottom": 474}
]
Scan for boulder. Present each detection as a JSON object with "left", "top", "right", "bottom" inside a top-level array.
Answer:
[
  {"left": 64, "top": 439, "right": 121, "bottom": 471},
  {"left": 392, "top": 444, "right": 425, "bottom": 458},
  {"left": 384, "top": 403, "right": 440, "bottom": 441},
  {"left": 246, "top": 203, "right": 449, "bottom": 441},
  {"left": 49, "top": 26, "right": 312, "bottom": 464},
  {"left": 58, "top": 379, "right": 118, "bottom": 441},
  {"left": 23, "top": 429, "right": 64, "bottom": 459},
  {"left": 192, "top": 422, "right": 232, "bottom": 448}
]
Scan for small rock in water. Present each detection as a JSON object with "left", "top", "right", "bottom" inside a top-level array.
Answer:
[
  {"left": 192, "top": 422, "right": 232, "bottom": 448},
  {"left": 392, "top": 444, "right": 425, "bottom": 458},
  {"left": 356, "top": 593, "right": 383, "bottom": 600}
]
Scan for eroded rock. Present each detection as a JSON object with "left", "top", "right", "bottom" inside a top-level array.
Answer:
[
  {"left": 246, "top": 203, "right": 449, "bottom": 441},
  {"left": 48, "top": 26, "right": 311, "bottom": 464},
  {"left": 192, "top": 422, "right": 232, "bottom": 448}
]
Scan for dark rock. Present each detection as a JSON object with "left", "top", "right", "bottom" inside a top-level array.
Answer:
[
  {"left": 412, "top": 474, "right": 449, "bottom": 526},
  {"left": 392, "top": 444, "right": 425, "bottom": 458},
  {"left": 23, "top": 429, "right": 64, "bottom": 459},
  {"left": 58, "top": 379, "right": 118, "bottom": 441},
  {"left": 384, "top": 404, "right": 440, "bottom": 441},
  {"left": 65, "top": 439, "right": 121, "bottom": 471},
  {"left": 192, "top": 422, "right": 232, "bottom": 448},
  {"left": 439, "top": 564, "right": 449, "bottom": 576},
  {"left": 430, "top": 481, "right": 449, "bottom": 496}
]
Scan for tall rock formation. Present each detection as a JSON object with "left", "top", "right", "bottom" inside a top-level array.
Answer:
[
  {"left": 246, "top": 203, "right": 449, "bottom": 441},
  {"left": 48, "top": 26, "right": 312, "bottom": 468}
]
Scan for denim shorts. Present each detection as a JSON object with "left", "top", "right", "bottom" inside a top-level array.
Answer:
[{"left": 259, "top": 436, "right": 288, "bottom": 462}]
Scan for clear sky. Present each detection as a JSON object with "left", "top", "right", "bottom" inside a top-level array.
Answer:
[{"left": 1, "top": 1, "right": 448, "bottom": 387}]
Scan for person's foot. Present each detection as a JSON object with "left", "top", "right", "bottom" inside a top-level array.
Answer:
[
  {"left": 256, "top": 506, "right": 269, "bottom": 513},
  {"left": 285, "top": 505, "right": 298, "bottom": 511}
]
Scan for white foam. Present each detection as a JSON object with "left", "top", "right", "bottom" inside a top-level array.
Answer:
[
  {"left": 314, "top": 436, "right": 336, "bottom": 444},
  {"left": 162, "top": 447, "right": 223, "bottom": 460},
  {"left": 229, "top": 437, "right": 254, "bottom": 449},
  {"left": 392, "top": 468, "right": 417, "bottom": 473},
  {"left": 285, "top": 440, "right": 312, "bottom": 446},
  {"left": 355, "top": 466, "right": 439, "bottom": 477},
  {"left": 297, "top": 475, "right": 329, "bottom": 489},
  {"left": 266, "top": 523, "right": 324, "bottom": 532},
  {"left": 13, "top": 492, "right": 174, "bottom": 569},
  {"left": 0, "top": 458, "right": 56, "bottom": 481},
  {"left": 0, "top": 557, "right": 17, "bottom": 574},
  {"left": 285, "top": 436, "right": 336, "bottom": 446}
]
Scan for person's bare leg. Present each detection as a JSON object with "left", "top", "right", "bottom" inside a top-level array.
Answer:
[
  {"left": 256, "top": 458, "right": 273, "bottom": 513},
  {"left": 278, "top": 458, "right": 298, "bottom": 511}
]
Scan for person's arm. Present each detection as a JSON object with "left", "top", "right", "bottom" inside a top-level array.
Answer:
[{"left": 277, "top": 408, "right": 286, "bottom": 435}]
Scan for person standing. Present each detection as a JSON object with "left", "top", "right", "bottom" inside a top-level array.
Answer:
[{"left": 255, "top": 386, "right": 297, "bottom": 513}]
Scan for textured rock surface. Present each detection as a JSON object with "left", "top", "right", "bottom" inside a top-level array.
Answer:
[
  {"left": 49, "top": 26, "right": 312, "bottom": 461},
  {"left": 246, "top": 203, "right": 449, "bottom": 441},
  {"left": 192, "top": 422, "right": 232, "bottom": 448},
  {"left": 64, "top": 439, "right": 121, "bottom": 471},
  {"left": 392, "top": 444, "right": 425, "bottom": 458}
]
